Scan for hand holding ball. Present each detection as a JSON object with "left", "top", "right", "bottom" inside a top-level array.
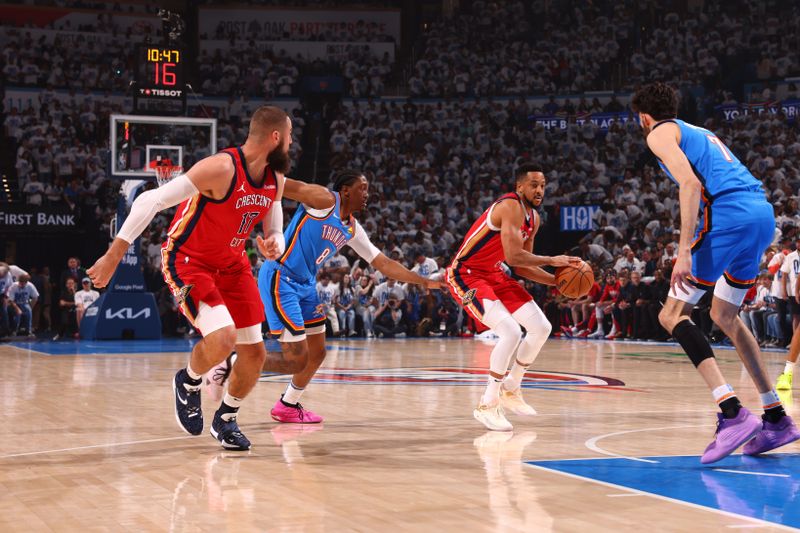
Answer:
[{"left": 555, "top": 261, "right": 594, "bottom": 298}]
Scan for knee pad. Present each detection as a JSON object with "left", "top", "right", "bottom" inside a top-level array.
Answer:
[
  {"left": 672, "top": 319, "right": 715, "bottom": 367},
  {"left": 512, "top": 301, "right": 552, "bottom": 338}
]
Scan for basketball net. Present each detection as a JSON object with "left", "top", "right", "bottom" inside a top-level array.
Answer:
[{"left": 154, "top": 165, "right": 183, "bottom": 187}]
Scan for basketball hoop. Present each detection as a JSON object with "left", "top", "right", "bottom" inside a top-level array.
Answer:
[{"left": 154, "top": 165, "right": 183, "bottom": 187}]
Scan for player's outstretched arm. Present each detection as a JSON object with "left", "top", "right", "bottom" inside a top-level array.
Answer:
[
  {"left": 496, "top": 200, "right": 581, "bottom": 270},
  {"left": 87, "top": 153, "right": 231, "bottom": 288},
  {"left": 646, "top": 123, "right": 701, "bottom": 294},
  {"left": 371, "top": 253, "right": 444, "bottom": 291},
  {"left": 282, "top": 177, "right": 335, "bottom": 210}
]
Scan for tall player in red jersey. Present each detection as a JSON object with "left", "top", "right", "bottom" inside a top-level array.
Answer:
[
  {"left": 88, "top": 106, "right": 330, "bottom": 450},
  {"left": 446, "top": 163, "right": 581, "bottom": 431}
]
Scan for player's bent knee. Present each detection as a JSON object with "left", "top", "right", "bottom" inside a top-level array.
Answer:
[
  {"left": 512, "top": 303, "right": 551, "bottom": 338},
  {"left": 494, "top": 316, "right": 523, "bottom": 343},
  {"left": 206, "top": 325, "right": 237, "bottom": 354},
  {"left": 672, "top": 319, "right": 715, "bottom": 367},
  {"left": 281, "top": 341, "right": 310, "bottom": 372}
]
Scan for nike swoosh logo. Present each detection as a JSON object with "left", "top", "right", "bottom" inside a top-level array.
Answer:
[{"left": 177, "top": 390, "right": 188, "bottom": 405}]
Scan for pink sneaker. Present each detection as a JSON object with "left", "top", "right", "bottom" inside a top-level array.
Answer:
[
  {"left": 270, "top": 397, "right": 323, "bottom": 424},
  {"left": 203, "top": 352, "right": 235, "bottom": 403}
]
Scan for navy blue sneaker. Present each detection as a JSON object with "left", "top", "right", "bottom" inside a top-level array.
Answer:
[
  {"left": 173, "top": 369, "right": 203, "bottom": 435},
  {"left": 210, "top": 411, "right": 251, "bottom": 450}
]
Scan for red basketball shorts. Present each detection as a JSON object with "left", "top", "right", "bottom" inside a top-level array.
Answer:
[
  {"left": 161, "top": 251, "right": 264, "bottom": 329},
  {"left": 445, "top": 266, "right": 532, "bottom": 327}
]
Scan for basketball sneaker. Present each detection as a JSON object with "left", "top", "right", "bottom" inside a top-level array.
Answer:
[
  {"left": 270, "top": 396, "right": 323, "bottom": 424},
  {"left": 700, "top": 408, "right": 762, "bottom": 464},
  {"left": 204, "top": 352, "right": 235, "bottom": 402},
  {"left": 473, "top": 403, "right": 513, "bottom": 431},
  {"left": 560, "top": 326, "right": 573, "bottom": 338},
  {"left": 743, "top": 415, "right": 800, "bottom": 456},
  {"left": 173, "top": 369, "right": 203, "bottom": 436},
  {"left": 776, "top": 371, "right": 793, "bottom": 391},
  {"left": 499, "top": 387, "right": 537, "bottom": 416},
  {"left": 210, "top": 410, "right": 251, "bottom": 451},
  {"left": 587, "top": 329, "right": 605, "bottom": 339}
]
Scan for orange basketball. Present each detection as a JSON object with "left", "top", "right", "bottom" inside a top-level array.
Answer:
[{"left": 555, "top": 262, "right": 594, "bottom": 298}]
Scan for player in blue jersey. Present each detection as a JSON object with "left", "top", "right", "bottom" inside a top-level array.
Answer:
[
  {"left": 208, "top": 170, "right": 443, "bottom": 423},
  {"left": 632, "top": 82, "right": 799, "bottom": 464}
]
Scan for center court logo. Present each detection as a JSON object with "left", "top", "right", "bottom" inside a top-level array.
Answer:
[{"left": 259, "top": 367, "right": 628, "bottom": 389}]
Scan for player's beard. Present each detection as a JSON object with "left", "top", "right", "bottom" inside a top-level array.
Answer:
[
  {"left": 521, "top": 192, "right": 538, "bottom": 209},
  {"left": 267, "top": 142, "right": 291, "bottom": 174}
]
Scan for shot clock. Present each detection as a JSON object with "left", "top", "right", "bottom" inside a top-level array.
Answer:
[{"left": 134, "top": 45, "right": 187, "bottom": 113}]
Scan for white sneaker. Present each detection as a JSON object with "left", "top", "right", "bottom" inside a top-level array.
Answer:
[
  {"left": 473, "top": 403, "right": 513, "bottom": 431},
  {"left": 587, "top": 329, "right": 605, "bottom": 339},
  {"left": 499, "top": 387, "right": 538, "bottom": 416}
]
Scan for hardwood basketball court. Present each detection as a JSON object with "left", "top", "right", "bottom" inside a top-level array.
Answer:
[{"left": 1, "top": 337, "right": 797, "bottom": 531}]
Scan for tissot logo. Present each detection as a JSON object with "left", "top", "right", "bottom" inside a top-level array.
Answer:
[
  {"left": 139, "top": 88, "right": 183, "bottom": 97},
  {"left": 105, "top": 308, "right": 152, "bottom": 320}
]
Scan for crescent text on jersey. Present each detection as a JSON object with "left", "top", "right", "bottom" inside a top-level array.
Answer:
[{"left": 235, "top": 194, "right": 273, "bottom": 210}]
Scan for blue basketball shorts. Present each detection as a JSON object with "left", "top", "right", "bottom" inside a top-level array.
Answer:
[
  {"left": 258, "top": 262, "right": 326, "bottom": 341},
  {"left": 688, "top": 196, "right": 774, "bottom": 291}
]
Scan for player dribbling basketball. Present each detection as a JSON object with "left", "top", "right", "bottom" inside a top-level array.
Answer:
[{"left": 446, "top": 163, "right": 582, "bottom": 431}]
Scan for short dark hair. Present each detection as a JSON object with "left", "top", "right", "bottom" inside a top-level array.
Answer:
[
  {"left": 515, "top": 162, "right": 541, "bottom": 183},
  {"left": 248, "top": 105, "right": 289, "bottom": 139},
  {"left": 631, "top": 83, "right": 679, "bottom": 120},
  {"left": 332, "top": 169, "right": 364, "bottom": 192}
]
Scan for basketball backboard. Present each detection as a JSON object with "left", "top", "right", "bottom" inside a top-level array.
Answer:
[{"left": 109, "top": 114, "right": 217, "bottom": 179}]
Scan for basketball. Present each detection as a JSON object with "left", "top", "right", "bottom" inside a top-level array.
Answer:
[{"left": 555, "top": 262, "right": 594, "bottom": 298}]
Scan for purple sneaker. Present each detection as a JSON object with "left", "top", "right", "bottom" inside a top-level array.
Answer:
[
  {"left": 743, "top": 415, "right": 800, "bottom": 456},
  {"left": 701, "top": 408, "right": 762, "bottom": 464}
]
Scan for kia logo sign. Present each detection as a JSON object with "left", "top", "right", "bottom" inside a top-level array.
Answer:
[{"left": 105, "top": 308, "right": 152, "bottom": 320}]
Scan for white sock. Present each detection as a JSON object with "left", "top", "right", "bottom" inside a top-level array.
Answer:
[
  {"left": 186, "top": 363, "right": 202, "bottom": 381},
  {"left": 481, "top": 376, "right": 504, "bottom": 407},
  {"left": 760, "top": 390, "right": 781, "bottom": 410},
  {"left": 785, "top": 361, "right": 795, "bottom": 375},
  {"left": 223, "top": 392, "right": 243, "bottom": 409},
  {"left": 712, "top": 383, "right": 736, "bottom": 404},
  {"left": 283, "top": 381, "right": 305, "bottom": 405}
]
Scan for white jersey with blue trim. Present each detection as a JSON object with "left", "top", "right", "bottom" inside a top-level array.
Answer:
[
  {"left": 274, "top": 192, "right": 380, "bottom": 282},
  {"left": 654, "top": 118, "right": 764, "bottom": 200}
]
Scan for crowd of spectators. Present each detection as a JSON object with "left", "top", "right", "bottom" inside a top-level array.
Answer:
[
  {"left": 409, "top": 0, "right": 799, "bottom": 98},
  {"left": 0, "top": 257, "right": 100, "bottom": 340},
  {"left": 197, "top": 41, "right": 394, "bottom": 98}
]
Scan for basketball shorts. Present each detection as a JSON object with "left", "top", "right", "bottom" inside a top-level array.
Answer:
[
  {"left": 689, "top": 197, "right": 774, "bottom": 291},
  {"left": 445, "top": 266, "right": 532, "bottom": 327},
  {"left": 162, "top": 252, "right": 264, "bottom": 330},
  {"left": 258, "top": 262, "right": 326, "bottom": 339}
]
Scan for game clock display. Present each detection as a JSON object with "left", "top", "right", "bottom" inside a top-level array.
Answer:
[{"left": 136, "top": 46, "right": 185, "bottom": 99}]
